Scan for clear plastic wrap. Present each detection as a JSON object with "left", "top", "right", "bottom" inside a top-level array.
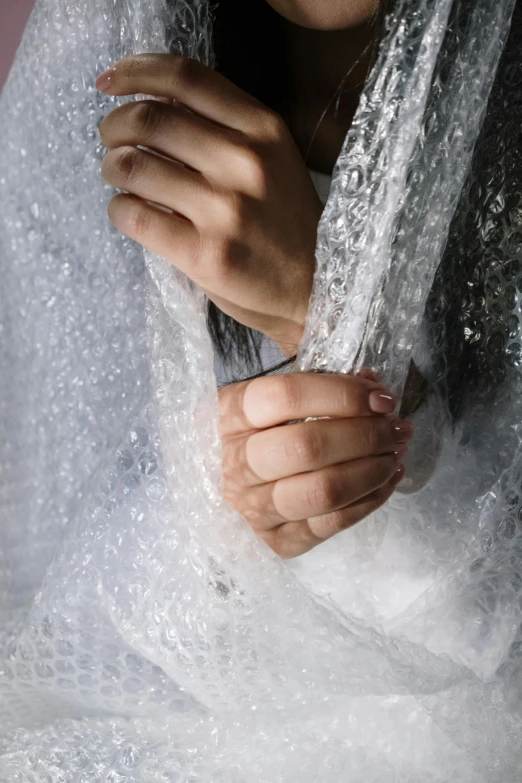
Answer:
[{"left": 0, "top": 0, "right": 521, "bottom": 779}]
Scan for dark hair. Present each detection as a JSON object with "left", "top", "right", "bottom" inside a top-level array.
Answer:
[{"left": 208, "top": 0, "right": 392, "bottom": 383}]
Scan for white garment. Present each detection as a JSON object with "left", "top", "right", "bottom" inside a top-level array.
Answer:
[{"left": 308, "top": 167, "right": 333, "bottom": 205}]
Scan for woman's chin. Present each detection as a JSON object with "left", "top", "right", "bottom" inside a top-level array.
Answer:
[{"left": 264, "top": 0, "right": 379, "bottom": 30}]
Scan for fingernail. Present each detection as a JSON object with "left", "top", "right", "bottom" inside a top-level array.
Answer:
[
  {"left": 96, "top": 66, "right": 117, "bottom": 92},
  {"left": 390, "top": 464, "right": 405, "bottom": 487},
  {"left": 369, "top": 390, "right": 396, "bottom": 413},
  {"left": 394, "top": 443, "right": 408, "bottom": 460},
  {"left": 390, "top": 417, "right": 414, "bottom": 443}
]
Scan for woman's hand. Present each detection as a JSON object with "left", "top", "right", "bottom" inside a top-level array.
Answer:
[
  {"left": 218, "top": 372, "right": 412, "bottom": 558},
  {"left": 96, "top": 53, "right": 323, "bottom": 357}
]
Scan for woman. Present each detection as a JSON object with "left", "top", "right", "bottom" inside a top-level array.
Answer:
[
  {"left": 2, "top": 0, "right": 520, "bottom": 776},
  {"left": 95, "top": 0, "right": 413, "bottom": 558}
]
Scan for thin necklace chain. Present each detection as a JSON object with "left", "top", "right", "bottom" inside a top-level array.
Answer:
[{"left": 301, "top": 10, "right": 382, "bottom": 168}]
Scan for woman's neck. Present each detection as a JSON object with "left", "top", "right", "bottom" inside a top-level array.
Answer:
[{"left": 281, "top": 19, "right": 378, "bottom": 174}]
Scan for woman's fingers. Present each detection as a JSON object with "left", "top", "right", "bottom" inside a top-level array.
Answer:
[
  {"left": 218, "top": 372, "right": 397, "bottom": 438},
  {"left": 101, "top": 145, "right": 218, "bottom": 226},
  {"left": 94, "top": 54, "right": 322, "bottom": 350},
  {"left": 356, "top": 367, "right": 380, "bottom": 383},
  {"left": 99, "top": 100, "right": 254, "bottom": 189},
  {"left": 225, "top": 415, "right": 412, "bottom": 486},
  {"left": 230, "top": 452, "right": 401, "bottom": 529},
  {"left": 263, "top": 477, "right": 400, "bottom": 559},
  {"left": 107, "top": 192, "right": 199, "bottom": 265},
  {"left": 218, "top": 374, "right": 411, "bottom": 557},
  {"left": 96, "top": 53, "right": 276, "bottom": 136}
]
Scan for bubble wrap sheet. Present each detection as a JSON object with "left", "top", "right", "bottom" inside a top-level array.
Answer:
[{"left": 1, "top": 0, "right": 521, "bottom": 780}]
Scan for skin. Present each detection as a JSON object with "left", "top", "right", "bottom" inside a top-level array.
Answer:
[
  {"left": 219, "top": 371, "right": 411, "bottom": 558},
  {"left": 96, "top": 0, "right": 412, "bottom": 558},
  {"left": 98, "top": 53, "right": 321, "bottom": 355},
  {"left": 265, "top": 0, "right": 379, "bottom": 30},
  {"left": 281, "top": 19, "right": 379, "bottom": 172}
]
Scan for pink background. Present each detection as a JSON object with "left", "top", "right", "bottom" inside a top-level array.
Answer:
[{"left": 0, "top": 0, "right": 36, "bottom": 92}]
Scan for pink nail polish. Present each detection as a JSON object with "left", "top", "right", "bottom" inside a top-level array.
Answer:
[
  {"left": 394, "top": 443, "right": 408, "bottom": 460},
  {"left": 390, "top": 464, "right": 405, "bottom": 487},
  {"left": 96, "top": 66, "right": 117, "bottom": 92},
  {"left": 390, "top": 417, "right": 414, "bottom": 443},
  {"left": 368, "top": 390, "right": 396, "bottom": 413}
]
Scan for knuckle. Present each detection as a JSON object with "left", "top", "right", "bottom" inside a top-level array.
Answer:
[
  {"left": 259, "top": 109, "right": 286, "bottom": 141},
  {"left": 126, "top": 202, "right": 153, "bottom": 238},
  {"left": 285, "top": 429, "right": 321, "bottom": 466},
  {"left": 215, "top": 190, "right": 245, "bottom": 234},
  {"left": 232, "top": 144, "right": 268, "bottom": 192},
  {"left": 308, "top": 471, "right": 339, "bottom": 514},
  {"left": 263, "top": 375, "right": 301, "bottom": 420},
  {"left": 130, "top": 101, "right": 162, "bottom": 139},
  {"left": 115, "top": 146, "right": 144, "bottom": 184},
  {"left": 203, "top": 236, "right": 236, "bottom": 282}
]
